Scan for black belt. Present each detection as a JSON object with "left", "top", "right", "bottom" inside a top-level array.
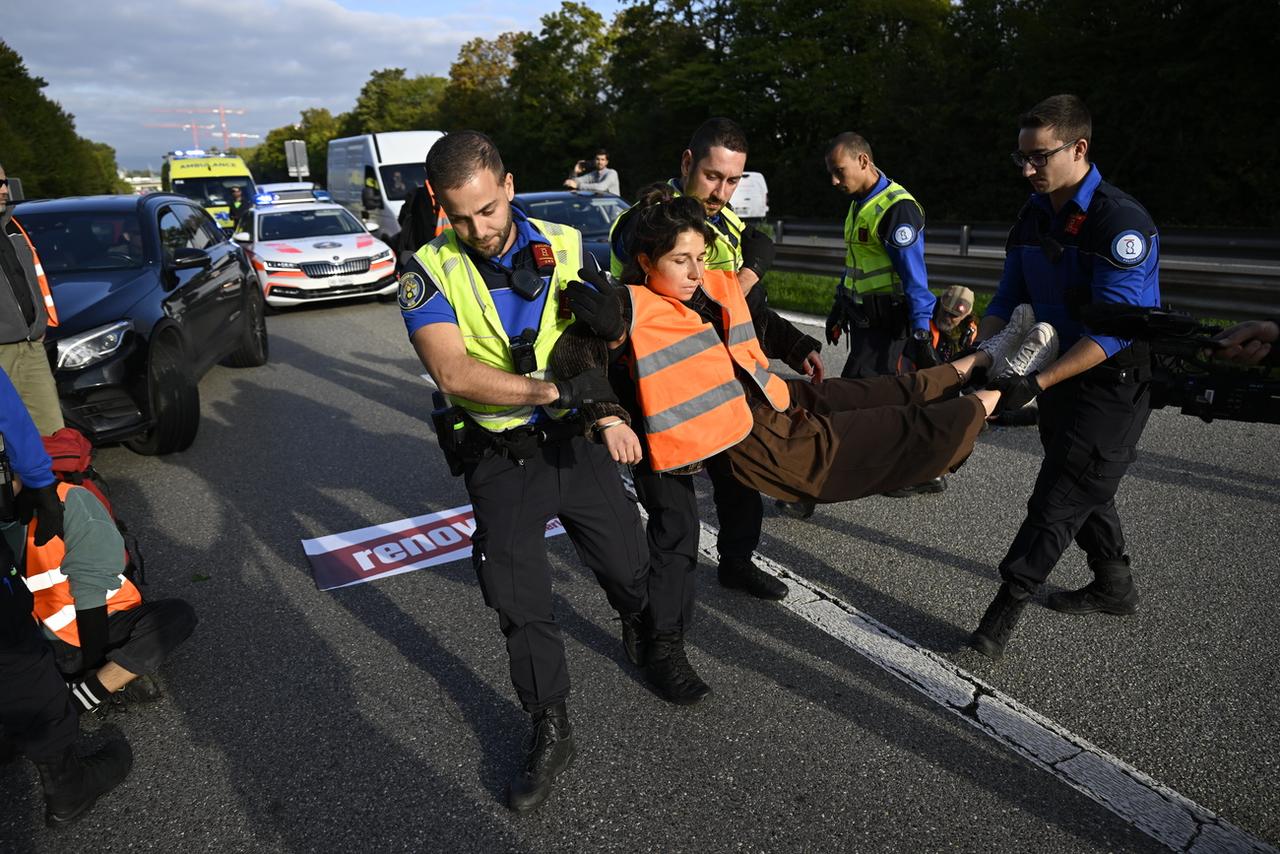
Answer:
[{"left": 483, "top": 418, "right": 584, "bottom": 462}]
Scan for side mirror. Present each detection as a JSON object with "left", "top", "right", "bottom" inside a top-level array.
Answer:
[
  {"left": 233, "top": 231, "right": 251, "bottom": 243},
  {"left": 364, "top": 221, "right": 380, "bottom": 233},
  {"left": 171, "top": 247, "right": 212, "bottom": 271}
]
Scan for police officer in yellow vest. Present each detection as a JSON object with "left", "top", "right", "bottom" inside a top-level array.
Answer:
[
  {"left": 609, "top": 119, "right": 824, "bottom": 598},
  {"left": 399, "top": 132, "right": 649, "bottom": 814}
]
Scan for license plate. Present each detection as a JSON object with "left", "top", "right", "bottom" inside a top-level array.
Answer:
[{"left": 326, "top": 276, "right": 353, "bottom": 288}]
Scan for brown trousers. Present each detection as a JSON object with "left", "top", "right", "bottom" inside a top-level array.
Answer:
[{"left": 725, "top": 364, "right": 986, "bottom": 503}]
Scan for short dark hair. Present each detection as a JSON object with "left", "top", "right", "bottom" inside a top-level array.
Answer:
[
  {"left": 621, "top": 183, "right": 717, "bottom": 284},
  {"left": 826, "top": 131, "right": 873, "bottom": 162},
  {"left": 687, "top": 118, "right": 748, "bottom": 166},
  {"left": 594, "top": 149, "right": 608, "bottom": 158},
  {"left": 1019, "top": 95, "right": 1092, "bottom": 147},
  {"left": 425, "top": 131, "right": 505, "bottom": 191}
]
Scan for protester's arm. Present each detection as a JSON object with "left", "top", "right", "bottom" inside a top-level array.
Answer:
[
  {"left": 61, "top": 488, "right": 126, "bottom": 612},
  {"left": 1213, "top": 319, "right": 1279, "bottom": 366}
]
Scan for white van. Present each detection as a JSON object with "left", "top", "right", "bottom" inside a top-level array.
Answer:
[
  {"left": 327, "top": 131, "right": 445, "bottom": 240},
  {"left": 729, "top": 171, "right": 769, "bottom": 221}
]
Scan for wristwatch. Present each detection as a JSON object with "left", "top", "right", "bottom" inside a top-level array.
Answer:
[{"left": 911, "top": 328, "right": 930, "bottom": 342}]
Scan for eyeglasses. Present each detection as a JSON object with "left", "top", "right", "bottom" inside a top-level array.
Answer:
[
  {"left": 0, "top": 179, "right": 8, "bottom": 188},
  {"left": 1010, "top": 140, "right": 1076, "bottom": 169}
]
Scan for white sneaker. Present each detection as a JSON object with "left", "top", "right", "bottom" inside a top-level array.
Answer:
[
  {"left": 995, "top": 322, "right": 1059, "bottom": 379},
  {"left": 977, "top": 304, "right": 1035, "bottom": 374}
]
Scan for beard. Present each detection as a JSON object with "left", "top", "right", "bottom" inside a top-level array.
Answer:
[{"left": 464, "top": 208, "right": 514, "bottom": 259}]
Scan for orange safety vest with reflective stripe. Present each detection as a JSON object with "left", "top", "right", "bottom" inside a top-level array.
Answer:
[
  {"left": 23, "top": 483, "right": 139, "bottom": 646},
  {"left": 10, "top": 217, "right": 58, "bottom": 327},
  {"left": 624, "top": 268, "right": 790, "bottom": 472},
  {"left": 424, "top": 181, "right": 449, "bottom": 238}
]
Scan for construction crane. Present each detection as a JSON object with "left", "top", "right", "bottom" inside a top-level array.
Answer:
[
  {"left": 145, "top": 122, "right": 216, "bottom": 149},
  {"left": 150, "top": 106, "right": 260, "bottom": 150}
]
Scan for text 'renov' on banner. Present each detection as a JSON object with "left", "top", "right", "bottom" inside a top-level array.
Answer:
[{"left": 302, "top": 503, "right": 567, "bottom": 591}]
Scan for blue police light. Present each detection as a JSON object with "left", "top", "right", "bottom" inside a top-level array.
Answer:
[
  {"left": 254, "top": 192, "right": 275, "bottom": 205},
  {"left": 313, "top": 190, "right": 332, "bottom": 201}
]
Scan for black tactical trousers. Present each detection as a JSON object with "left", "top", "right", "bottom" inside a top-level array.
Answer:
[
  {"left": 707, "top": 455, "right": 763, "bottom": 561},
  {"left": 464, "top": 434, "right": 648, "bottom": 713},
  {"left": 51, "top": 599, "right": 198, "bottom": 678},
  {"left": 999, "top": 373, "right": 1152, "bottom": 593},
  {"left": 840, "top": 326, "right": 907, "bottom": 379},
  {"left": 631, "top": 465, "right": 699, "bottom": 633},
  {"left": 1, "top": 621, "right": 79, "bottom": 762}
]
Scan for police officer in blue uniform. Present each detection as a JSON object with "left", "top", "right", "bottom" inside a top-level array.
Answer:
[
  {"left": 400, "top": 132, "right": 649, "bottom": 812},
  {"left": 1, "top": 367, "right": 132, "bottom": 826},
  {"left": 968, "top": 95, "right": 1162, "bottom": 661}
]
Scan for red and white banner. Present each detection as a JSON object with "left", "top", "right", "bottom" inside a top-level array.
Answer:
[{"left": 302, "top": 503, "right": 566, "bottom": 591}]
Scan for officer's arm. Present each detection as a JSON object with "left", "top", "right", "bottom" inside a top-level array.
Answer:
[
  {"left": 737, "top": 224, "right": 775, "bottom": 296},
  {"left": 1036, "top": 337, "right": 1109, "bottom": 388},
  {"left": 879, "top": 202, "right": 935, "bottom": 332},
  {"left": 1083, "top": 206, "right": 1160, "bottom": 360},
  {"left": 412, "top": 323, "right": 558, "bottom": 407}
]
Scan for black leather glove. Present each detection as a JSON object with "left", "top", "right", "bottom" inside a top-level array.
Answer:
[
  {"left": 75, "top": 605, "right": 109, "bottom": 672},
  {"left": 989, "top": 372, "right": 1043, "bottom": 414},
  {"left": 565, "top": 273, "right": 626, "bottom": 341},
  {"left": 553, "top": 371, "right": 619, "bottom": 409},
  {"left": 16, "top": 484, "right": 64, "bottom": 547},
  {"left": 825, "top": 301, "right": 844, "bottom": 346},
  {"left": 908, "top": 332, "right": 941, "bottom": 369},
  {"left": 740, "top": 227, "right": 776, "bottom": 278}
]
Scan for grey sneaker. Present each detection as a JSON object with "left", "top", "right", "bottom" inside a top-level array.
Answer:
[
  {"left": 978, "top": 304, "right": 1036, "bottom": 374},
  {"left": 994, "top": 321, "right": 1059, "bottom": 381}
]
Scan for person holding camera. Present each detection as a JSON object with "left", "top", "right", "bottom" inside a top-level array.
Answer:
[
  {"left": 399, "top": 132, "right": 648, "bottom": 814},
  {"left": 564, "top": 149, "right": 619, "bottom": 196},
  {"left": 1213, "top": 319, "right": 1280, "bottom": 366},
  {"left": 968, "top": 95, "right": 1161, "bottom": 662}
]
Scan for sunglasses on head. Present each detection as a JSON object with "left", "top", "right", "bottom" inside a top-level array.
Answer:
[{"left": 0, "top": 179, "right": 8, "bottom": 188}]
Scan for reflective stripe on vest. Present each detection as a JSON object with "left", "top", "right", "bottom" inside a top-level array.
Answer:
[
  {"left": 415, "top": 219, "right": 580, "bottom": 432},
  {"left": 842, "top": 181, "right": 920, "bottom": 296},
  {"left": 624, "top": 268, "right": 789, "bottom": 472},
  {"left": 10, "top": 217, "right": 59, "bottom": 327},
  {"left": 607, "top": 183, "right": 745, "bottom": 277},
  {"left": 24, "top": 483, "right": 140, "bottom": 646}
]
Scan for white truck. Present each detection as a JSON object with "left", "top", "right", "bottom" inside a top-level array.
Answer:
[
  {"left": 729, "top": 171, "right": 769, "bottom": 221},
  {"left": 326, "top": 131, "right": 445, "bottom": 241}
]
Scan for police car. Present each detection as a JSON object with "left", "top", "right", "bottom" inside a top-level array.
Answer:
[{"left": 232, "top": 188, "right": 397, "bottom": 308}]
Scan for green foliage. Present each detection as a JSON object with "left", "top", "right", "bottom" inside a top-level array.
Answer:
[
  {"left": 0, "top": 41, "right": 126, "bottom": 197},
  {"left": 764, "top": 270, "right": 996, "bottom": 319}
]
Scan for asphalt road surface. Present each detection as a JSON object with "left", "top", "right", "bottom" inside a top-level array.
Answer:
[{"left": 3, "top": 299, "right": 1276, "bottom": 853}]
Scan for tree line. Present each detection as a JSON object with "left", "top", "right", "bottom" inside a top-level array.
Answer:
[{"left": 0, "top": 43, "right": 128, "bottom": 198}]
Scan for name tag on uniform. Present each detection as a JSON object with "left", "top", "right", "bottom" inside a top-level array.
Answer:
[{"left": 857, "top": 227, "right": 870, "bottom": 242}]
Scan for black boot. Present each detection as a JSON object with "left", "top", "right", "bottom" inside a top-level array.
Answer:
[
  {"left": 619, "top": 611, "right": 647, "bottom": 667},
  {"left": 883, "top": 476, "right": 948, "bottom": 498},
  {"left": 34, "top": 737, "right": 133, "bottom": 827},
  {"left": 508, "top": 702, "right": 575, "bottom": 813},
  {"left": 718, "top": 557, "right": 787, "bottom": 600},
  {"left": 969, "top": 583, "right": 1031, "bottom": 662},
  {"left": 645, "top": 631, "right": 712, "bottom": 705},
  {"left": 1046, "top": 557, "right": 1139, "bottom": 615},
  {"left": 774, "top": 498, "right": 815, "bottom": 520}
]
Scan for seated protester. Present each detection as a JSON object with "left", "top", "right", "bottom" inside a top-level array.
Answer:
[
  {"left": 931, "top": 286, "right": 979, "bottom": 363},
  {"left": 556, "top": 187, "right": 1006, "bottom": 509},
  {"left": 4, "top": 477, "right": 197, "bottom": 719}
]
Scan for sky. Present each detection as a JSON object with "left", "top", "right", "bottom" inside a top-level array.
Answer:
[{"left": 4, "top": 0, "right": 624, "bottom": 170}]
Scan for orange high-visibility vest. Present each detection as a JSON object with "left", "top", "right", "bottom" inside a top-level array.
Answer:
[
  {"left": 10, "top": 217, "right": 59, "bottom": 327},
  {"left": 424, "top": 181, "right": 449, "bottom": 238},
  {"left": 625, "top": 268, "right": 790, "bottom": 472},
  {"left": 23, "top": 483, "right": 139, "bottom": 646}
]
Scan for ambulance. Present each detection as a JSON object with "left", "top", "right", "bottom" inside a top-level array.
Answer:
[{"left": 161, "top": 150, "right": 257, "bottom": 232}]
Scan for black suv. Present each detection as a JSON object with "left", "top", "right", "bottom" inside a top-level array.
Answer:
[{"left": 15, "top": 193, "right": 268, "bottom": 454}]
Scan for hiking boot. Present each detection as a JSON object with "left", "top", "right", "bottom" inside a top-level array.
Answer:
[
  {"left": 977, "top": 304, "right": 1036, "bottom": 376},
  {"left": 35, "top": 737, "right": 133, "bottom": 827},
  {"left": 996, "top": 322, "right": 1059, "bottom": 380},
  {"left": 508, "top": 702, "right": 575, "bottom": 813},
  {"left": 645, "top": 632, "right": 712, "bottom": 705},
  {"left": 775, "top": 498, "right": 815, "bottom": 520},
  {"left": 883, "top": 476, "right": 948, "bottom": 498},
  {"left": 718, "top": 557, "right": 787, "bottom": 600},
  {"left": 619, "top": 611, "right": 647, "bottom": 667},
  {"left": 121, "top": 674, "right": 164, "bottom": 704},
  {"left": 969, "top": 583, "right": 1031, "bottom": 662},
  {"left": 1047, "top": 557, "right": 1139, "bottom": 616}
]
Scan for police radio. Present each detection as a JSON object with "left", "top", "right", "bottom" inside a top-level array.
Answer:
[{"left": 0, "top": 437, "right": 15, "bottom": 523}]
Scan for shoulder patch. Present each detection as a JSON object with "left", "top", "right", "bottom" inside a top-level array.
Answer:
[
  {"left": 890, "top": 224, "right": 917, "bottom": 248},
  {"left": 1110, "top": 230, "right": 1148, "bottom": 266},
  {"left": 398, "top": 271, "right": 429, "bottom": 311}
]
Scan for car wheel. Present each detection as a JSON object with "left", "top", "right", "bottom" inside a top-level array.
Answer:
[
  {"left": 223, "top": 288, "right": 270, "bottom": 367},
  {"left": 125, "top": 338, "right": 200, "bottom": 456}
]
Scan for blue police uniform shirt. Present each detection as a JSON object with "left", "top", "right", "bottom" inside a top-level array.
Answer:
[
  {"left": 0, "top": 366, "right": 54, "bottom": 489},
  {"left": 840, "top": 172, "right": 936, "bottom": 332},
  {"left": 986, "top": 164, "right": 1161, "bottom": 358}
]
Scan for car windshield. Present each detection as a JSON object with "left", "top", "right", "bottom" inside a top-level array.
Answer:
[
  {"left": 518, "top": 195, "right": 629, "bottom": 240},
  {"left": 15, "top": 210, "right": 147, "bottom": 276},
  {"left": 170, "top": 176, "right": 256, "bottom": 206},
  {"left": 258, "top": 208, "right": 365, "bottom": 241},
  {"left": 379, "top": 163, "right": 426, "bottom": 202}
]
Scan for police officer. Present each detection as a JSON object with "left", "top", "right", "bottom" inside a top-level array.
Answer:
[
  {"left": 609, "top": 118, "right": 824, "bottom": 597},
  {"left": 968, "top": 95, "right": 1161, "bottom": 661},
  {"left": 399, "top": 131, "right": 648, "bottom": 813},
  {"left": 1, "top": 367, "right": 131, "bottom": 827},
  {"left": 820, "top": 133, "right": 946, "bottom": 501}
]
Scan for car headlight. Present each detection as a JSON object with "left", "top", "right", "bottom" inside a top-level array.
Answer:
[
  {"left": 56, "top": 320, "right": 132, "bottom": 371},
  {"left": 264, "top": 259, "right": 299, "bottom": 270},
  {"left": 371, "top": 248, "right": 392, "bottom": 262}
]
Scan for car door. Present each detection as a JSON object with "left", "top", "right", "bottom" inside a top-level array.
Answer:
[
  {"left": 182, "top": 203, "right": 247, "bottom": 356},
  {"left": 156, "top": 204, "right": 225, "bottom": 376}
]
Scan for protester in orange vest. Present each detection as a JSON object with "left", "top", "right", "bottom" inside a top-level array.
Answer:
[
  {"left": 931, "top": 285, "right": 979, "bottom": 363},
  {"left": 5, "top": 476, "right": 197, "bottom": 719},
  {"left": 0, "top": 162, "right": 64, "bottom": 436}
]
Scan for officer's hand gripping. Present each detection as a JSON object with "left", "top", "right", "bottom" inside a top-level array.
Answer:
[
  {"left": 825, "top": 300, "right": 844, "bottom": 346},
  {"left": 908, "top": 332, "right": 942, "bottom": 369},
  {"left": 988, "top": 372, "right": 1043, "bottom": 415},
  {"left": 554, "top": 371, "right": 619, "bottom": 409},
  {"left": 16, "top": 484, "right": 64, "bottom": 547},
  {"left": 564, "top": 268, "right": 626, "bottom": 341}
]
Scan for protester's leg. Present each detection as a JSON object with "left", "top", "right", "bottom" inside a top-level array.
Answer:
[
  {"left": 0, "top": 340, "right": 64, "bottom": 435},
  {"left": 631, "top": 466, "right": 698, "bottom": 634},
  {"left": 95, "top": 599, "right": 198, "bottom": 692}
]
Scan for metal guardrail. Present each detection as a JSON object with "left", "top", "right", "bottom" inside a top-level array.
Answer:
[{"left": 770, "top": 220, "right": 1280, "bottom": 320}]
